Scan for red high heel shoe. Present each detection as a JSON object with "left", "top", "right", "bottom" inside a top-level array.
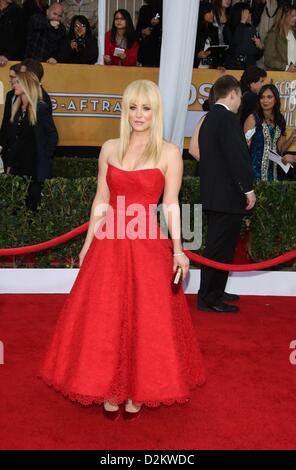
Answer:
[{"left": 102, "top": 407, "right": 121, "bottom": 421}]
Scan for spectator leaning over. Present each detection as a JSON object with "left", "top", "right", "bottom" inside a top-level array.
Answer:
[
  {"left": 136, "top": 0, "right": 162, "bottom": 67},
  {"left": 244, "top": 84, "right": 296, "bottom": 181},
  {"left": 25, "top": 2, "right": 66, "bottom": 63},
  {"left": 223, "top": 2, "right": 264, "bottom": 69},
  {"left": 20, "top": 58, "right": 52, "bottom": 111},
  {"left": 0, "top": 63, "right": 22, "bottom": 173},
  {"left": 239, "top": 65, "right": 267, "bottom": 126},
  {"left": 0, "top": 0, "right": 25, "bottom": 66},
  {"left": 264, "top": 4, "right": 296, "bottom": 71},
  {"left": 212, "top": 0, "right": 231, "bottom": 45},
  {"left": 60, "top": 15, "right": 98, "bottom": 64},
  {"left": 104, "top": 9, "right": 139, "bottom": 66},
  {"left": 194, "top": 2, "right": 220, "bottom": 69},
  {"left": 62, "top": 0, "right": 98, "bottom": 35},
  {"left": 6, "top": 71, "right": 58, "bottom": 211}
]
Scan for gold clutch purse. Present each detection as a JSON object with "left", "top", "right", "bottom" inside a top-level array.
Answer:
[{"left": 173, "top": 266, "right": 183, "bottom": 286}]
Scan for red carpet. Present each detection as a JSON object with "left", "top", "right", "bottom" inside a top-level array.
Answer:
[{"left": 0, "top": 293, "right": 296, "bottom": 450}]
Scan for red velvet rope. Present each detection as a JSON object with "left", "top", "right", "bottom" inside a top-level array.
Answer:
[{"left": 0, "top": 222, "right": 295, "bottom": 271}]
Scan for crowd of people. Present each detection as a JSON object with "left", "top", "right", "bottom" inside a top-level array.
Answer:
[
  {"left": 1, "top": 0, "right": 296, "bottom": 69},
  {"left": 0, "top": 0, "right": 163, "bottom": 67},
  {"left": 195, "top": 0, "right": 296, "bottom": 71}
]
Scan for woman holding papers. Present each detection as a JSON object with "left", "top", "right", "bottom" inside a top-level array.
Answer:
[
  {"left": 104, "top": 9, "right": 139, "bottom": 66},
  {"left": 244, "top": 84, "right": 296, "bottom": 181}
]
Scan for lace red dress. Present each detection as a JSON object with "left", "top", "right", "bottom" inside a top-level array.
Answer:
[{"left": 40, "top": 164, "right": 205, "bottom": 407}]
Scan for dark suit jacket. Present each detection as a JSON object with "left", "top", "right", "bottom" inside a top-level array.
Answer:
[{"left": 199, "top": 104, "right": 254, "bottom": 214}]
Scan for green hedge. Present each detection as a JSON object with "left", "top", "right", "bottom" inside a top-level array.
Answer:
[
  {"left": 1, "top": 174, "right": 296, "bottom": 268},
  {"left": 53, "top": 157, "right": 197, "bottom": 178}
]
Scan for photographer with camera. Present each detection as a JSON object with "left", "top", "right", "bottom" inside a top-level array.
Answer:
[{"left": 60, "top": 15, "right": 98, "bottom": 64}]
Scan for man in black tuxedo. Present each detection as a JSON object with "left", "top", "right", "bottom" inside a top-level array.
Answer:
[{"left": 198, "top": 75, "right": 256, "bottom": 313}]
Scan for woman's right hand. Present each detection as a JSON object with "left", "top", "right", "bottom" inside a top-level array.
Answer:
[
  {"left": 287, "top": 63, "right": 296, "bottom": 72},
  {"left": 79, "top": 246, "right": 90, "bottom": 267},
  {"left": 142, "top": 27, "right": 152, "bottom": 37},
  {"left": 198, "top": 50, "right": 211, "bottom": 59}
]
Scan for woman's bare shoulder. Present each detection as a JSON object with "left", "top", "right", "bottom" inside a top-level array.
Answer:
[
  {"left": 162, "top": 141, "right": 182, "bottom": 163},
  {"left": 101, "top": 138, "right": 120, "bottom": 153},
  {"left": 100, "top": 139, "right": 120, "bottom": 162},
  {"left": 160, "top": 142, "right": 182, "bottom": 174}
]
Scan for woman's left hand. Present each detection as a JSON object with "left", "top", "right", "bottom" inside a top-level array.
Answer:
[
  {"left": 173, "top": 254, "right": 190, "bottom": 281},
  {"left": 71, "top": 40, "right": 78, "bottom": 50},
  {"left": 118, "top": 52, "right": 127, "bottom": 60},
  {"left": 252, "top": 36, "right": 264, "bottom": 49},
  {"left": 282, "top": 154, "right": 296, "bottom": 164}
]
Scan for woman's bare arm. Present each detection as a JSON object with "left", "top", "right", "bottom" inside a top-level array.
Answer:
[
  {"left": 189, "top": 115, "right": 206, "bottom": 160},
  {"left": 79, "top": 140, "right": 113, "bottom": 265},
  {"left": 162, "top": 144, "right": 189, "bottom": 280}
]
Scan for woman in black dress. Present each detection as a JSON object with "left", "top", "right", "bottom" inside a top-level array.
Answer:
[{"left": 6, "top": 71, "right": 58, "bottom": 210}]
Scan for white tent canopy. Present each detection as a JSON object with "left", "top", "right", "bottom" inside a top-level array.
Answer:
[{"left": 159, "top": 0, "right": 200, "bottom": 150}]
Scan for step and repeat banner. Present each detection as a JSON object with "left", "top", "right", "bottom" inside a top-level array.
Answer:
[{"left": 0, "top": 64, "right": 295, "bottom": 149}]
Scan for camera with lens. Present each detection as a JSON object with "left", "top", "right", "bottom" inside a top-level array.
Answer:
[
  {"left": 236, "top": 54, "right": 247, "bottom": 68},
  {"left": 76, "top": 36, "right": 86, "bottom": 50}
]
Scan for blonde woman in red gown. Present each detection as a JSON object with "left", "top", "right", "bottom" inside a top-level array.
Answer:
[{"left": 40, "top": 80, "right": 205, "bottom": 420}]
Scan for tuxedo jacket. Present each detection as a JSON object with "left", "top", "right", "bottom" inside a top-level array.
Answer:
[{"left": 199, "top": 104, "right": 254, "bottom": 214}]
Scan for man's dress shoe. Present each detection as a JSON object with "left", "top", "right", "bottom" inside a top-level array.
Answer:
[
  {"left": 223, "top": 292, "right": 240, "bottom": 301},
  {"left": 198, "top": 302, "right": 239, "bottom": 313}
]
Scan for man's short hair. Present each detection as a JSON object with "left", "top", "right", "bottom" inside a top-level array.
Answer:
[
  {"left": 240, "top": 66, "right": 267, "bottom": 93},
  {"left": 213, "top": 75, "right": 240, "bottom": 100},
  {"left": 21, "top": 59, "right": 44, "bottom": 81}
]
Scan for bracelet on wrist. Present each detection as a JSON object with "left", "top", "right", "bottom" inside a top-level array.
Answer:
[{"left": 173, "top": 252, "right": 184, "bottom": 257}]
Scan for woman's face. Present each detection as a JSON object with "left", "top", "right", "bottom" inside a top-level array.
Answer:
[
  {"left": 204, "top": 11, "right": 214, "bottom": 23},
  {"left": 13, "top": 78, "right": 24, "bottom": 97},
  {"left": 74, "top": 20, "right": 87, "bottom": 37},
  {"left": 222, "top": 0, "right": 231, "bottom": 8},
  {"left": 260, "top": 89, "right": 276, "bottom": 112},
  {"left": 128, "top": 99, "right": 153, "bottom": 132},
  {"left": 9, "top": 70, "right": 17, "bottom": 88},
  {"left": 241, "top": 9, "right": 251, "bottom": 24},
  {"left": 114, "top": 13, "right": 126, "bottom": 30},
  {"left": 287, "top": 10, "right": 296, "bottom": 28}
]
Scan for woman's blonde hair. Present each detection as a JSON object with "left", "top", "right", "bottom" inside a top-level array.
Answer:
[
  {"left": 118, "top": 79, "right": 163, "bottom": 165},
  {"left": 273, "top": 5, "right": 296, "bottom": 37},
  {"left": 11, "top": 71, "right": 42, "bottom": 126}
]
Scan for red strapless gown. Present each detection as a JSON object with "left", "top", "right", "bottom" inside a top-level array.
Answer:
[{"left": 40, "top": 164, "right": 205, "bottom": 407}]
